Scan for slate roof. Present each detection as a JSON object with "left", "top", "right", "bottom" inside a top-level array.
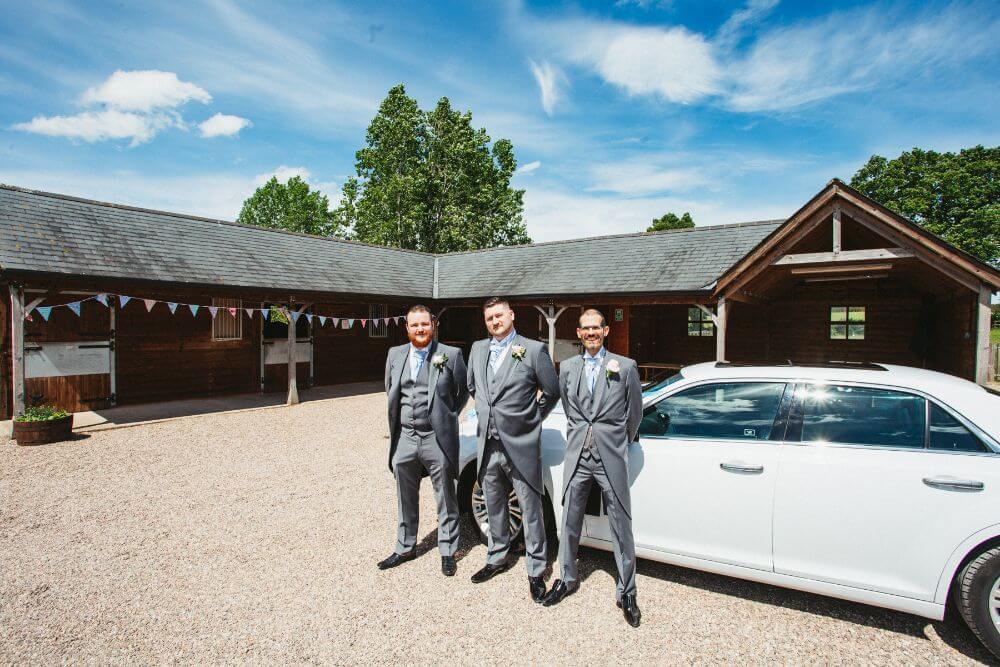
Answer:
[
  {"left": 0, "top": 185, "right": 435, "bottom": 298},
  {"left": 435, "top": 221, "right": 783, "bottom": 298},
  {"left": 0, "top": 184, "right": 783, "bottom": 299}
]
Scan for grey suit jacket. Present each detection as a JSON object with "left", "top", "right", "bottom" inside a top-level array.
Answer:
[
  {"left": 558, "top": 351, "right": 642, "bottom": 516},
  {"left": 385, "top": 341, "right": 469, "bottom": 477},
  {"left": 467, "top": 334, "right": 560, "bottom": 494}
]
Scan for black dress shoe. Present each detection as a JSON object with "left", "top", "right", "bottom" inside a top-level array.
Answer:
[
  {"left": 377, "top": 551, "right": 415, "bottom": 570},
  {"left": 541, "top": 579, "right": 578, "bottom": 607},
  {"left": 470, "top": 559, "right": 514, "bottom": 584},
  {"left": 441, "top": 556, "right": 457, "bottom": 577},
  {"left": 620, "top": 593, "right": 641, "bottom": 627},
  {"left": 528, "top": 576, "right": 547, "bottom": 603}
]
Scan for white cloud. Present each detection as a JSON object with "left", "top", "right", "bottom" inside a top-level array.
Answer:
[
  {"left": 12, "top": 109, "right": 180, "bottom": 146},
  {"left": 715, "top": 0, "right": 778, "bottom": 48},
  {"left": 253, "top": 165, "right": 339, "bottom": 200},
  {"left": 516, "top": 160, "right": 541, "bottom": 175},
  {"left": 199, "top": 113, "right": 252, "bottom": 137},
  {"left": 528, "top": 60, "right": 567, "bottom": 116},
  {"left": 80, "top": 69, "right": 211, "bottom": 111},
  {"left": 588, "top": 163, "right": 707, "bottom": 195}
]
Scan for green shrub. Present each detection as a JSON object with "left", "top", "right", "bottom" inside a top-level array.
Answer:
[{"left": 16, "top": 405, "right": 70, "bottom": 422}]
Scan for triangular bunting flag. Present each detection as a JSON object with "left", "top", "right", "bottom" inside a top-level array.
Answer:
[
  {"left": 261, "top": 308, "right": 270, "bottom": 321},
  {"left": 188, "top": 304, "right": 200, "bottom": 317},
  {"left": 168, "top": 302, "right": 178, "bottom": 314},
  {"left": 119, "top": 295, "right": 132, "bottom": 308},
  {"left": 95, "top": 293, "right": 108, "bottom": 307},
  {"left": 331, "top": 318, "right": 340, "bottom": 328},
  {"left": 347, "top": 318, "right": 355, "bottom": 328},
  {"left": 383, "top": 318, "right": 390, "bottom": 326},
  {"left": 209, "top": 306, "right": 219, "bottom": 318},
  {"left": 37, "top": 306, "right": 52, "bottom": 321},
  {"left": 290, "top": 311, "right": 301, "bottom": 323},
  {"left": 245, "top": 308, "right": 255, "bottom": 319},
  {"left": 360, "top": 318, "right": 368, "bottom": 327},
  {"left": 305, "top": 314, "right": 313, "bottom": 324},
  {"left": 67, "top": 301, "right": 81, "bottom": 316},
  {"left": 318, "top": 316, "right": 327, "bottom": 326},
  {"left": 227, "top": 307, "right": 237, "bottom": 317},
  {"left": 144, "top": 299, "right": 156, "bottom": 312}
]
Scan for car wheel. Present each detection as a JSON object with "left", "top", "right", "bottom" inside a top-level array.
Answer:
[
  {"left": 467, "top": 478, "right": 523, "bottom": 546},
  {"left": 954, "top": 545, "right": 1000, "bottom": 660}
]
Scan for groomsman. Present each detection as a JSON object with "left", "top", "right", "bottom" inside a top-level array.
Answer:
[
  {"left": 467, "top": 297, "right": 560, "bottom": 602},
  {"left": 379, "top": 305, "right": 469, "bottom": 576},
  {"left": 541, "top": 308, "right": 643, "bottom": 627}
]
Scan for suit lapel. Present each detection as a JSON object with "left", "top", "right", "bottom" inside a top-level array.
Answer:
[
  {"left": 478, "top": 339, "right": 492, "bottom": 401},
  {"left": 394, "top": 345, "right": 409, "bottom": 392},
  {"left": 568, "top": 356, "right": 587, "bottom": 416},
  {"left": 426, "top": 341, "right": 440, "bottom": 408}
]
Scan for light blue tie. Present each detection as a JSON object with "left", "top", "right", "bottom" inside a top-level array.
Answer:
[
  {"left": 489, "top": 343, "right": 503, "bottom": 371},
  {"left": 587, "top": 357, "right": 598, "bottom": 393},
  {"left": 412, "top": 349, "right": 427, "bottom": 380}
]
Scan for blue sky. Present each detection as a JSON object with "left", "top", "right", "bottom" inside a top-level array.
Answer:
[{"left": 1, "top": 0, "right": 997, "bottom": 242}]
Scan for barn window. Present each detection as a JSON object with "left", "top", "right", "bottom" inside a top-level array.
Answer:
[
  {"left": 687, "top": 307, "right": 714, "bottom": 337},
  {"left": 830, "top": 306, "right": 865, "bottom": 340},
  {"left": 369, "top": 304, "right": 388, "bottom": 338},
  {"left": 212, "top": 297, "right": 242, "bottom": 341}
]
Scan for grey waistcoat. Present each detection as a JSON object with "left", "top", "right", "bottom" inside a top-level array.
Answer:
[{"left": 400, "top": 354, "right": 432, "bottom": 435}]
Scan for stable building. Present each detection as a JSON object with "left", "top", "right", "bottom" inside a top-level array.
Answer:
[{"left": 2, "top": 178, "right": 998, "bottom": 419}]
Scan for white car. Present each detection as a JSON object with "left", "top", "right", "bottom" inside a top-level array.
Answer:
[{"left": 457, "top": 361, "right": 1000, "bottom": 659}]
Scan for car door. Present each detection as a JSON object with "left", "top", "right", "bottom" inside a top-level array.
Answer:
[
  {"left": 772, "top": 382, "right": 1000, "bottom": 601},
  {"left": 604, "top": 380, "right": 790, "bottom": 572}
]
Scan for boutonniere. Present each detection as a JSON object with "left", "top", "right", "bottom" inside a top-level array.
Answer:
[
  {"left": 605, "top": 358, "right": 621, "bottom": 380},
  {"left": 432, "top": 353, "right": 448, "bottom": 370},
  {"left": 511, "top": 345, "right": 526, "bottom": 362}
]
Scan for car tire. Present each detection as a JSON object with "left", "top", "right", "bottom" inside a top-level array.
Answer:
[
  {"left": 465, "top": 477, "right": 524, "bottom": 546},
  {"left": 954, "top": 545, "right": 1000, "bottom": 660}
]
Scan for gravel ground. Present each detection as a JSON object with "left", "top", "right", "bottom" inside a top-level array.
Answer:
[{"left": 1, "top": 384, "right": 997, "bottom": 665}]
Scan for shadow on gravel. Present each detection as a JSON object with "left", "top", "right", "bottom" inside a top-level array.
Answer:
[{"left": 575, "top": 546, "right": 999, "bottom": 665}]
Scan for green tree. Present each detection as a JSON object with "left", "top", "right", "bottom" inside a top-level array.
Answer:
[
  {"left": 238, "top": 176, "right": 344, "bottom": 237},
  {"left": 849, "top": 146, "right": 1000, "bottom": 263},
  {"left": 337, "top": 84, "right": 530, "bottom": 252},
  {"left": 647, "top": 211, "right": 694, "bottom": 232}
]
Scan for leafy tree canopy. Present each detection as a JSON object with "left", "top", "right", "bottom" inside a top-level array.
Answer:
[
  {"left": 647, "top": 211, "right": 695, "bottom": 233},
  {"left": 238, "top": 175, "right": 344, "bottom": 238}
]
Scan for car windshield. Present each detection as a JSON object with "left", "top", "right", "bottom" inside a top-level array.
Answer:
[{"left": 642, "top": 371, "right": 685, "bottom": 396}]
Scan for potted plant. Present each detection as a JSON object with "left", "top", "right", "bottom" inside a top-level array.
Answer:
[{"left": 12, "top": 405, "right": 73, "bottom": 445}]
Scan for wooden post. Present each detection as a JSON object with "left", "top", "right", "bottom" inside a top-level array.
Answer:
[
  {"left": 832, "top": 206, "right": 842, "bottom": 254},
  {"left": 715, "top": 297, "right": 728, "bottom": 363},
  {"left": 10, "top": 284, "right": 25, "bottom": 418},
  {"left": 975, "top": 284, "right": 992, "bottom": 385},
  {"left": 534, "top": 305, "right": 567, "bottom": 364},
  {"left": 287, "top": 302, "right": 298, "bottom": 405}
]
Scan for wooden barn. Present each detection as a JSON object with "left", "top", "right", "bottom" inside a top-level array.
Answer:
[{"left": 2, "top": 178, "right": 999, "bottom": 419}]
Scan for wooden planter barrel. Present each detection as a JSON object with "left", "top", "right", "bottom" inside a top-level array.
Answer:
[{"left": 12, "top": 415, "right": 73, "bottom": 445}]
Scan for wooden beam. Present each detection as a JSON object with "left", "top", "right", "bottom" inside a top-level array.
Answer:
[
  {"left": 976, "top": 284, "right": 992, "bottom": 385},
  {"left": 534, "top": 305, "right": 568, "bottom": 364},
  {"left": 844, "top": 204, "right": 982, "bottom": 293},
  {"left": 790, "top": 263, "right": 894, "bottom": 276},
  {"left": 10, "top": 284, "right": 25, "bottom": 419},
  {"left": 802, "top": 273, "right": 890, "bottom": 283},
  {"left": 286, "top": 302, "right": 309, "bottom": 406},
  {"left": 774, "top": 248, "right": 914, "bottom": 266}
]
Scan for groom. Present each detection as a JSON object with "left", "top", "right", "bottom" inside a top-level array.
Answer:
[
  {"left": 379, "top": 305, "right": 468, "bottom": 576},
  {"left": 467, "top": 297, "right": 560, "bottom": 602},
  {"left": 541, "top": 308, "right": 643, "bottom": 627}
]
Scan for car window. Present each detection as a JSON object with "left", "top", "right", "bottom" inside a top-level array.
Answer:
[
  {"left": 929, "top": 403, "right": 988, "bottom": 453},
  {"left": 799, "top": 384, "right": 925, "bottom": 448},
  {"left": 639, "top": 382, "right": 786, "bottom": 440}
]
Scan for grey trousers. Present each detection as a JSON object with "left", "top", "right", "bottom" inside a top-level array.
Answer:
[
  {"left": 392, "top": 432, "right": 459, "bottom": 556},
  {"left": 480, "top": 438, "right": 547, "bottom": 577},
  {"left": 559, "top": 447, "right": 637, "bottom": 601}
]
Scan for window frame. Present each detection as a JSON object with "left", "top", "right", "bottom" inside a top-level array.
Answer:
[
  {"left": 369, "top": 304, "right": 388, "bottom": 338},
  {"left": 829, "top": 305, "right": 866, "bottom": 341},
  {"left": 686, "top": 306, "right": 714, "bottom": 337},
  {"left": 211, "top": 297, "right": 242, "bottom": 341},
  {"left": 783, "top": 380, "right": 999, "bottom": 456},
  {"left": 639, "top": 379, "right": 794, "bottom": 444}
]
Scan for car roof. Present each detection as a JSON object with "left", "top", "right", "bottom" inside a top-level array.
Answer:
[{"left": 668, "top": 362, "right": 1000, "bottom": 440}]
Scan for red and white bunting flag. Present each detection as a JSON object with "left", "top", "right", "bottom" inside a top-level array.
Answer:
[
  {"left": 227, "top": 307, "right": 237, "bottom": 317},
  {"left": 361, "top": 318, "right": 367, "bottom": 327},
  {"left": 144, "top": 299, "right": 156, "bottom": 312}
]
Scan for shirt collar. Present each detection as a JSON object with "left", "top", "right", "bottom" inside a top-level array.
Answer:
[
  {"left": 410, "top": 342, "right": 432, "bottom": 356},
  {"left": 583, "top": 346, "right": 606, "bottom": 362},
  {"left": 490, "top": 329, "right": 517, "bottom": 348}
]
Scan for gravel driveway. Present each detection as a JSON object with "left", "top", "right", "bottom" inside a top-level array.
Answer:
[{"left": 1, "top": 384, "right": 996, "bottom": 665}]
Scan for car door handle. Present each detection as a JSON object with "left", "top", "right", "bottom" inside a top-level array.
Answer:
[
  {"left": 720, "top": 461, "right": 764, "bottom": 475},
  {"left": 922, "top": 476, "right": 984, "bottom": 492}
]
